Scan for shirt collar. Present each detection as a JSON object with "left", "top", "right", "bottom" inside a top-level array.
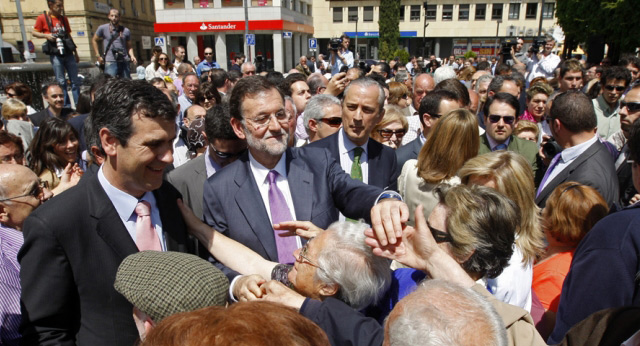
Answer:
[
  {"left": 409, "top": 104, "right": 419, "bottom": 117},
  {"left": 97, "top": 166, "right": 156, "bottom": 222},
  {"left": 597, "top": 94, "right": 618, "bottom": 113},
  {"left": 339, "top": 127, "right": 368, "bottom": 155},
  {"left": 560, "top": 134, "right": 599, "bottom": 163},
  {"left": 248, "top": 150, "right": 288, "bottom": 184},
  {"left": 204, "top": 146, "right": 222, "bottom": 178},
  {"left": 486, "top": 134, "right": 511, "bottom": 151},
  {"left": 0, "top": 223, "right": 23, "bottom": 251}
]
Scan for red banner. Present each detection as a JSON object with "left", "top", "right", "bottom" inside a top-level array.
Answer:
[{"left": 154, "top": 20, "right": 313, "bottom": 34}]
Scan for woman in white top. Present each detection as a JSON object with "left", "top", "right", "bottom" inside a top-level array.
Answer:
[
  {"left": 154, "top": 53, "right": 177, "bottom": 81},
  {"left": 459, "top": 151, "right": 546, "bottom": 312}
]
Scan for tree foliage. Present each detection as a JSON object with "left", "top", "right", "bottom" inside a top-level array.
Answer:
[
  {"left": 378, "top": 0, "right": 400, "bottom": 61},
  {"left": 556, "top": 0, "right": 640, "bottom": 62}
]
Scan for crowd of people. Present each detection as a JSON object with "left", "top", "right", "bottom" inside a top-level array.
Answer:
[{"left": 1, "top": 7, "right": 640, "bottom": 344}]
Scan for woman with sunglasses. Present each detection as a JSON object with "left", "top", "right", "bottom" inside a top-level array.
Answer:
[
  {"left": 371, "top": 105, "right": 408, "bottom": 149},
  {"left": 532, "top": 182, "right": 608, "bottom": 339},
  {"left": 194, "top": 82, "right": 221, "bottom": 111},
  {"left": 27, "top": 117, "right": 83, "bottom": 196},
  {"left": 4, "top": 82, "right": 36, "bottom": 115},
  {"left": 154, "top": 53, "right": 177, "bottom": 82}
]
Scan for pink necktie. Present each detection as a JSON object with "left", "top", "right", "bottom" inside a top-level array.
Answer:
[{"left": 135, "top": 201, "right": 162, "bottom": 251}]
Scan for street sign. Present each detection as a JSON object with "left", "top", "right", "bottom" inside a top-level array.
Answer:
[
  {"left": 283, "top": 32, "right": 292, "bottom": 39},
  {"left": 154, "top": 37, "right": 165, "bottom": 46},
  {"left": 309, "top": 38, "right": 317, "bottom": 50},
  {"left": 246, "top": 34, "right": 255, "bottom": 46},
  {"left": 142, "top": 36, "right": 151, "bottom": 49}
]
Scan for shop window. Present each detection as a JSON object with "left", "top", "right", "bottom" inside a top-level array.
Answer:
[
  {"left": 442, "top": 5, "right": 453, "bottom": 21},
  {"left": 410, "top": 5, "right": 421, "bottom": 21},
  {"left": 221, "top": 0, "right": 242, "bottom": 7},
  {"left": 475, "top": 3, "right": 486, "bottom": 20},
  {"left": 195, "top": 0, "right": 213, "bottom": 8},
  {"left": 526, "top": 3, "right": 537, "bottom": 19},
  {"left": 458, "top": 4, "right": 469, "bottom": 20},
  {"left": 163, "top": 0, "right": 184, "bottom": 9},
  {"left": 508, "top": 3, "right": 520, "bottom": 20},
  {"left": 333, "top": 7, "right": 343, "bottom": 23},
  {"left": 363, "top": 6, "right": 373, "bottom": 22}
]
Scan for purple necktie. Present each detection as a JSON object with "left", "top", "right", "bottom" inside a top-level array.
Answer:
[
  {"left": 537, "top": 153, "right": 562, "bottom": 197},
  {"left": 267, "top": 170, "right": 297, "bottom": 264}
]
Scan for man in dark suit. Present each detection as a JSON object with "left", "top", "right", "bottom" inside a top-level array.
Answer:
[
  {"left": 396, "top": 89, "right": 461, "bottom": 169},
  {"left": 478, "top": 93, "right": 539, "bottom": 176},
  {"left": 308, "top": 77, "right": 399, "bottom": 191},
  {"left": 202, "top": 76, "right": 406, "bottom": 293},
  {"left": 167, "top": 104, "right": 246, "bottom": 219},
  {"left": 535, "top": 91, "right": 618, "bottom": 208},
  {"left": 19, "top": 79, "right": 196, "bottom": 345},
  {"left": 29, "top": 83, "right": 74, "bottom": 127}
]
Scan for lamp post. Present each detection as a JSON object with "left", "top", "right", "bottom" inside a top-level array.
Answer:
[
  {"left": 423, "top": 1, "right": 428, "bottom": 57},
  {"left": 495, "top": 19, "right": 501, "bottom": 57},
  {"left": 349, "top": 15, "right": 358, "bottom": 61},
  {"left": 244, "top": 0, "right": 250, "bottom": 62}
]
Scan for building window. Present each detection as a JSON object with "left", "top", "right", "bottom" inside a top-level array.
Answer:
[
  {"left": 542, "top": 3, "right": 554, "bottom": 19},
  {"left": 333, "top": 7, "right": 342, "bottom": 23},
  {"left": 363, "top": 6, "right": 374, "bottom": 22},
  {"left": 458, "top": 4, "right": 469, "bottom": 20},
  {"left": 150, "top": 0, "right": 154, "bottom": 12},
  {"left": 426, "top": 4, "right": 436, "bottom": 21},
  {"left": 141, "top": 0, "right": 146, "bottom": 13},
  {"left": 282, "top": 0, "right": 289, "bottom": 9},
  {"left": 293, "top": 0, "right": 298, "bottom": 12},
  {"left": 492, "top": 3, "right": 503, "bottom": 20},
  {"left": 348, "top": 7, "right": 358, "bottom": 22},
  {"left": 399, "top": 5, "right": 405, "bottom": 21},
  {"left": 221, "top": 0, "right": 242, "bottom": 7},
  {"left": 442, "top": 5, "right": 453, "bottom": 21},
  {"left": 307, "top": 4, "right": 312, "bottom": 16},
  {"left": 163, "top": 0, "right": 184, "bottom": 8},
  {"left": 508, "top": 3, "right": 519, "bottom": 19},
  {"left": 526, "top": 3, "right": 537, "bottom": 19},
  {"left": 410, "top": 5, "right": 421, "bottom": 21},
  {"left": 475, "top": 3, "right": 486, "bottom": 20}
]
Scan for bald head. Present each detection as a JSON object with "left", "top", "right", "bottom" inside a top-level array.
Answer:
[
  {"left": 412, "top": 74, "right": 436, "bottom": 110},
  {"left": 0, "top": 164, "right": 50, "bottom": 230}
]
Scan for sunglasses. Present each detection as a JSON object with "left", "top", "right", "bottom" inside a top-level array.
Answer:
[
  {"left": 604, "top": 85, "right": 626, "bottom": 92},
  {"left": 488, "top": 115, "right": 516, "bottom": 125},
  {"left": 319, "top": 117, "right": 342, "bottom": 127},
  {"left": 0, "top": 180, "right": 49, "bottom": 202},
  {"left": 377, "top": 129, "right": 406, "bottom": 139},
  {"left": 158, "top": 57, "right": 167, "bottom": 61},
  {"left": 620, "top": 101, "right": 640, "bottom": 112},
  {"left": 211, "top": 145, "right": 246, "bottom": 160},
  {"left": 427, "top": 221, "right": 453, "bottom": 243},
  {"left": 204, "top": 53, "right": 213, "bottom": 55}
]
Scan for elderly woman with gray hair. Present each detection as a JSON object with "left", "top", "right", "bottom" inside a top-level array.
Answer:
[{"left": 177, "top": 200, "right": 391, "bottom": 310}]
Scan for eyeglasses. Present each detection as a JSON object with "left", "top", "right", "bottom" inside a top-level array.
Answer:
[
  {"left": 210, "top": 145, "right": 246, "bottom": 160},
  {"left": 427, "top": 221, "right": 453, "bottom": 243},
  {"left": 246, "top": 112, "right": 289, "bottom": 129},
  {"left": 604, "top": 85, "right": 626, "bottom": 92},
  {"left": 377, "top": 129, "right": 406, "bottom": 139},
  {"left": 0, "top": 180, "right": 49, "bottom": 202},
  {"left": 488, "top": 115, "right": 516, "bottom": 125},
  {"left": 0, "top": 152, "right": 24, "bottom": 163},
  {"left": 319, "top": 117, "right": 342, "bottom": 127},
  {"left": 296, "top": 238, "right": 325, "bottom": 272},
  {"left": 620, "top": 101, "right": 640, "bottom": 112}
]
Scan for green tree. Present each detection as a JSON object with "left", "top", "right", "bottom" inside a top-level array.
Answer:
[{"left": 378, "top": 0, "right": 400, "bottom": 61}]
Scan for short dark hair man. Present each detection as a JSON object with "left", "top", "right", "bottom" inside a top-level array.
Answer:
[
  {"left": 479, "top": 93, "right": 539, "bottom": 176},
  {"left": 92, "top": 8, "right": 136, "bottom": 78},
  {"left": 173, "top": 45, "right": 186, "bottom": 68},
  {"left": 230, "top": 54, "right": 245, "bottom": 72},
  {"left": 330, "top": 34, "right": 353, "bottom": 76},
  {"left": 0, "top": 131, "right": 25, "bottom": 165},
  {"left": 167, "top": 104, "right": 246, "bottom": 219},
  {"left": 28, "top": 83, "right": 74, "bottom": 126},
  {"left": 32, "top": 0, "right": 81, "bottom": 108},
  {"left": 593, "top": 66, "right": 632, "bottom": 139},
  {"left": 611, "top": 85, "right": 640, "bottom": 205},
  {"left": 558, "top": 59, "right": 584, "bottom": 92},
  {"left": 396, "top": 89, "right": 461, "bottom": 168},
  {"left": 19, "top": 79, "right": 198, "bottom": 345},
  {"left": 535, "top": 91, "right": 618, "bottom": 208},
  {"left": 210, "top": 68, "right": 230, "bottom": 96}
]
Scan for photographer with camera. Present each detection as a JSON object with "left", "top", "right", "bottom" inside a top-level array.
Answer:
[
  {"left": 526, "top": 36, "right": 561, "bottom": 85},
  {"left": 502, "top": 37, "right": 531, "bottom": 68},
  {"left": 329, "top": 34, "right": 354, "bottom": 76},
  {"left": 32, "top": 0, "right": 81, "bottom": 109},
  {"left": 92, "top": 9, "right": 136, "bottom": 78}
]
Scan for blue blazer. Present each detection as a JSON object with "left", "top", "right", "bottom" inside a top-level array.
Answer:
[
  {"left": 307, "top": 132, "right": 400, "bottom": 191},
  {"left": 202, "top": 146, "right": 383, "bottom": 279}
]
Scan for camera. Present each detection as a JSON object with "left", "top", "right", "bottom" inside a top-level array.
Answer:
[
  {"left": 500, "top": 39, "right": 517, "bottom": 59},
  {"left": 329, "top": 38, "right": 342, "bottom": 51},
  {"left": 542, "top": 138, "right": 563, "bottom": 159},
  {"left": 112, "top": 48, "right": 125, "bottom": 62},
  {"left": 530, "top": 38, "right": 547, "bottom": 53}
]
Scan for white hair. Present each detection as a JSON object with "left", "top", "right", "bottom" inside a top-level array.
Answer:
[
  {"left": 315, "top": 221, "right": 391, "bottom": 310},
  {"left": 387, "top": 279, "right": 507, "bottom": 346},
  {"left": 433, "top": 66, "right": 457, "bottom": 84},
  {"left": 343, "top": 77, "right": 385, "bottom": 112},
  {"left": 303, "top": 94, "right": 341, "bottom": 132}
]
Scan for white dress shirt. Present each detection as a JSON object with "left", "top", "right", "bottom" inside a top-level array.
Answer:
[
  {"left": 97, "top": 166, "right": 166, "bottom": 250},
  {"left": 338, "top": 128, "right": 369, "bottom": 184}
]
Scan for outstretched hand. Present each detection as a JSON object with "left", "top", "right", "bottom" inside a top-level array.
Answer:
[
  {"left": 273, "top": 221, "right": 323, "bottom": 239},
  {"left": 369, "top": 199, "right": 410, "bottom": 246}
]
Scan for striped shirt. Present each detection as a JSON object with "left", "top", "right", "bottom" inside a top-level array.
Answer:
[{"left": 0, "top": 224, "right": 23, "bottom": 345}]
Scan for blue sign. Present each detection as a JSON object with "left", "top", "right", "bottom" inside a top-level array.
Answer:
[
  {"left": 246, "top": 34, "right": 255, "bottom": 46},
  {"left": 154, "top": 37, "right": 165, "bottom": 46},
  {"left": 77, "top": 31, "right": 85, "bottom": 37},
  {"left": 309, "top": 38, "right": 317, "bottom": 49},
  {"left": 283, "top": 31, "right": 292, "bottom": 39},
  {"left": 343, "top": 31, "right": 418, "bottom": 38}
]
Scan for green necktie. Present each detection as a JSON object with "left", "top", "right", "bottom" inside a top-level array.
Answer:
[{"left": 350, "top": 147, "right": 363, "bottom": 182}]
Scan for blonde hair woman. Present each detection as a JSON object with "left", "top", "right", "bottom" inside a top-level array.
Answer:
[
  {"left": 371, "top": 105, "right": 408, "bottom": 149},
  {"left": 399, "top": 108, "right": 479, "bottom": 224},
  {"left": 459, "top": 151, "right": 545, "bottom": 312}
]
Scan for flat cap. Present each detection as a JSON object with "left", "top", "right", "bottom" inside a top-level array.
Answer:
[{"left": 114, "top": 251, "right": 229, "bottom": 322}]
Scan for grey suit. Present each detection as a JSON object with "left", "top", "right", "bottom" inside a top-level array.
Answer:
[
  {"left": 396, "top": 137, "right": 422, "bottom": 170},
  {"left": 167, "top": 154, "right": 207, "bottom": 219},
  {"left": 535, "top": 141, "right": 619, "bottom": 208}
]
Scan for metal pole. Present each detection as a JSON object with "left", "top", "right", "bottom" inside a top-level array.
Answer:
[
  {"left": 495, "top": 20, "right": 501, "bottom": 57},
  {"left": 537, "top": 0, "right": 544, "bottom": 38},
  {"left": 354, "top": 17, "right": 358, "bottom": 61},
  {"left": 423, "top": 2, "right": 427, "bottom": 57},
  {"left": 244, "top": 0, "right": 250, "bottom": 61},
  {"left": 15, "top": 0, "right": 33, "bottom": 62},
  {"left": 0, "top": 28, "right": 5, "bottom": 64}
]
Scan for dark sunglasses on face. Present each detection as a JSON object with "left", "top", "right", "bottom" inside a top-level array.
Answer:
[
  {"left": 158, "top": 57, "right": 167, "bottom": 61},
  {"left": 604, "top": 85, "right": 626, "bottom": 92},
  {"left": 620, "top": 101, "right": 640, "bottom": 112},
  {"left": 211, "top": 146, "right": 246, "bottom": 160},
  {"left": 427, "top": 221, "right": 453, "bottom": 243},
  {"left": 488, "top": 115, "right": 516, "bottom": 125},
  {"left": 378, "top": 129, "right": 406, "bottom": 139},
  {"left": 319, "top": 117, "right": 342, "bottom": 127}
]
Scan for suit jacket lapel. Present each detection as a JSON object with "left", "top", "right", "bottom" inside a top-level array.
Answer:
[
  {"left": 367, "top": 140, "right": 383, "bottom": 188},
  {"left": 153, "top": 182, "right": 188, "bottom": 253},
  {"left": 234, "top": 155, "right": 278, "bottom": 261},
  {"left": 287, "top": 148, "right": 313, "bottom": 221},
  {"left": 87, "top": 174, "right": 138, "bottom": 259},
  {"left": 411, "top": 137, "right": 422, "bottom": 157}
]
